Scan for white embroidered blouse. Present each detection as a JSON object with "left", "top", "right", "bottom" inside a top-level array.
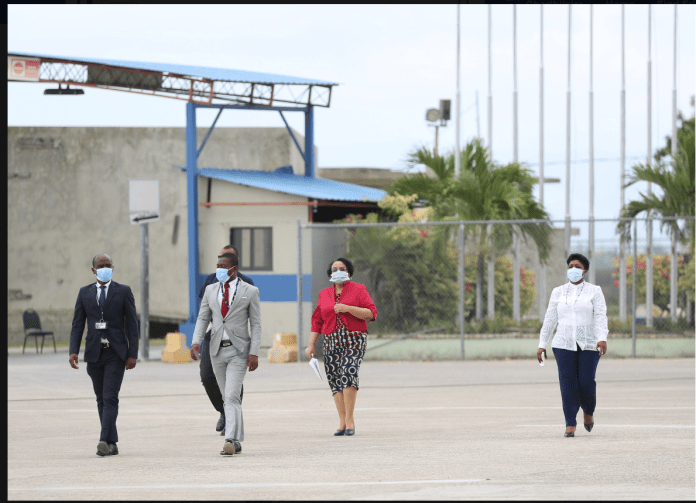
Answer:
[{"left": 538, "top": 281, "right": 609, "bottom": 351}]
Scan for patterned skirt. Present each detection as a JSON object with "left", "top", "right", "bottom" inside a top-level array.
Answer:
[{"left": 322, "top": 327, "right": 367, "bottom": 395}]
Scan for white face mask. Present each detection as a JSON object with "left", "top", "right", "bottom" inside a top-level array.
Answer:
[{"left": 330, "top": 270, "right": 350, "bottom": 283}]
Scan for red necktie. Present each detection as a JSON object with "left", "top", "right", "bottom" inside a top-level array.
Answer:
[{"left": 221, "top": 282, "right": 230, "bottom": 318}]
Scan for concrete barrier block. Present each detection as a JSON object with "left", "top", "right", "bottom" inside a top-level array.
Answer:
[
  {"left": 161, "top": 332, "right": 191, "bottom": 363},
  {"left": 268, "top": 333, "right": 298, "bottom": 363}
]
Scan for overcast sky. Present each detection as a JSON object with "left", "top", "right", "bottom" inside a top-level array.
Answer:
[{"left": 8, "top": 4, "right": 695, "bottom": 243}]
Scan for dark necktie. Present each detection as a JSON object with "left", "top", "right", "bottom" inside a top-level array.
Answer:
[
  {"left": 99, "top": 285, "right": 106, "bottom": 309},
  {"left": 221, "top": 282, "right": 230, "bottom": 318}
]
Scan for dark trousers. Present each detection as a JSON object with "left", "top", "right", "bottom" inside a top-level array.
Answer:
[
  {"left": 552, "top": 344, "right": 601, "bottom": 427},
  {"left": 200, "top": 331, "right": 242, "bottom": 415},
  {"left": 86, "top": 346, "right": 126, "bottom": 443}
]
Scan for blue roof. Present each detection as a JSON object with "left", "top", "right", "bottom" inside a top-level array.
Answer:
[
  {"left": 8, "top": 51, "right": 338, "bottom": 86},
  {"left": 179, "top": 167, "right": 387, "bottom": 202}
]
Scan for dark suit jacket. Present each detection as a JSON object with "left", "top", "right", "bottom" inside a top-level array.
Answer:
[
  {"left": 69, "top": 281, "right": 139, "bottom": 363},
  {"left": 199, "top": 271, "right": 254, "bottom": 300}
]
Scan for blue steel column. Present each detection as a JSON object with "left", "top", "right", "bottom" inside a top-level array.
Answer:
[
  {"left": 304, "top": 106, "right": 314, "bottom": 177},
  {"left": 179, "top": 101, "right": 200, "bottom": 347}
]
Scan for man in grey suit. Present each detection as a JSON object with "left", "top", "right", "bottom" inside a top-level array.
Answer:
[{"left": 190, "top": 252, "right": 261, "bottom": 456}]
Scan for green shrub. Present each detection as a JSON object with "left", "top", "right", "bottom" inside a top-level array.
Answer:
[{"left": 335, "top": 198, "right": 537, "bottom": 334}]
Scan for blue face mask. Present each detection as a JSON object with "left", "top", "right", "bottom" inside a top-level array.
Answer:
[
  {"left": 96, "top": 267, "right": 113, "bottom": 282},
  {"left": 216, "top": 268, "right": 230, "bottom": 283},
  {"left": 567, "top": 267, "right": 584, "bottom": 283}
]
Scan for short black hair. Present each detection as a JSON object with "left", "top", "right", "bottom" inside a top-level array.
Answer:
[
  {"left": 92, "top": 254, "right": 113, "bottom": 268},
  {"left": 327, "top": 257, "right": 354, "bottom": 278},
  {"left": 218, "top": 253, "right": 239, "bottom": 268},
  {"left": 567, "top": 253, "right": 590, "bottom": 271},
  {"left": 223, "top": 244, "right": 239, "bottom": 257}
]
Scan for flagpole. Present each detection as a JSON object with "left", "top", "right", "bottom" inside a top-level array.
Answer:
[
  {"left": 488, "top": 4, "right": 493, "bottom": 158},
  {"left": 589, "top": 5, "right": 595, "bottom": 284},
  {"left": 487, "top": 4, "right": 495, "bottom": 320},
  {"left": 646, "top": 4, "right": 653, "bottom": 327},
  {"left": 513, "top": 4, "right": 518, "bottom": 165},
  {"left": 538, "top": 5, "right": 546, "bottom": 321},
  {"left": 619, "top": 5, "right": 627, "bottom": 322},
  {"left": 512, "top": 4, "right": 520, "bottom": 323},
  {"left": 455, "top": 4, "right": 461, "bottom": 177},
  {"left": 670, "top": 4, "right": 678, "bottom": 323},
  {"left": 564, "top": 5, "right": 572, "bottom": 259}
]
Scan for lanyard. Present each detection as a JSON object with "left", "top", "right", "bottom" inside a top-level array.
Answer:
[{"left": 219, "top": 280, "right": 239, "bottom": 312}]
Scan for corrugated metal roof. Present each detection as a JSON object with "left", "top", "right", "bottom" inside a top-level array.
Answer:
[
  {"left": 8, "top": 51, "right": 339, "bottom": 86},
  {"left": 179, "top": 167, "right": 387, "bottom": 202}
]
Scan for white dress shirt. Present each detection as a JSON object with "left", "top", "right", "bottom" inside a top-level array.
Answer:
[
  {"left": 95, "top": 280, "right": 111, "bottom": 343},
  {"left": 215, "top": 277, "right": 239, "bottom": 342},
  {"left": 538, "top": 281, "right": 609, "bottom": 352}
]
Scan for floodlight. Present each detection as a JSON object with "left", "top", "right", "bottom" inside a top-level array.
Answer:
[{"left": 425, "top": 108, "right": 441, "bottom": 122}]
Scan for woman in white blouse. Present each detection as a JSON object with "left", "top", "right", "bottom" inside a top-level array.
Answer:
[{"left": 537, "top": 253, "right": 609, "bottom": 437}]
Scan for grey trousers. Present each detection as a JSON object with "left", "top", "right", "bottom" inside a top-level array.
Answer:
[{"left": 210, "top": 345, "right": 247, "bottom": 442}]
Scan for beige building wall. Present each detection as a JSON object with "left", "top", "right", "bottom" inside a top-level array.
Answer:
[
  {"left": 196, "top": 178, "right": 314, "bottom": 350},
  {"left": 7, "top": 126, "right": 316, "bottom": 347}
]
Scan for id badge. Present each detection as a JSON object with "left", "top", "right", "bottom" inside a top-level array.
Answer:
[{"left": 95, "top": 321, "right": 107, "bottom": 330}]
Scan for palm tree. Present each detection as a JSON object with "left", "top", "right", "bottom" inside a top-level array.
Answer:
[
  {"left": 619, "top": 124, "right": 695, "bottom": 252},
  {"left": 392, "top": 138, "right": 552, "bottom": 320}
]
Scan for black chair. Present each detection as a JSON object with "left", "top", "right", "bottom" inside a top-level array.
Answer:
[{"left": 22, "top": 309, "right": 56, "bottom": 354}]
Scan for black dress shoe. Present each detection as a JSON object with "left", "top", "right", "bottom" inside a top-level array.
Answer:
[
  {"left": 96, "top": 441, "right": 110, "bottom": 456},
  {"left": 564, "top": 430, "right": 575, "bottom": 437},
  {"left": 216, "top": 413, "right": 225, "bottom": 432},
  {"left": 345, "top": 427, "right": 355, "bottom": 436},
  {"left": 334, "top": 429, "right": 345, "bottom": 436},
  {"left": 584, "top": 422, "right": 594, "bottom": 432},
  {"left": 108, "top": 443, "right": 119, "bottom": 455}
]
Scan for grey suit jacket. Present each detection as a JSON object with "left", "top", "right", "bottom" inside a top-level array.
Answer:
[{"left": 192, "top": 279, "right": 261, "bottom": 358}]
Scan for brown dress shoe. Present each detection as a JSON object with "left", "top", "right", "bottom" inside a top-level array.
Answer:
[{"left": 221, "top": 440, "right": 235, "bottom": 455}]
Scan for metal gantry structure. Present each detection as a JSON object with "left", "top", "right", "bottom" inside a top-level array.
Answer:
[
  {"left": 8, "top": 51, "right": 338, "bottom": 344},
  {"left": 10, "top": 52, "right": 334, "bottom": 107}
]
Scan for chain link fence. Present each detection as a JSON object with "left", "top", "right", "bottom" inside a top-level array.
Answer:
[{"left": 299, "top": 216, "right": 694, "bottom": 361}]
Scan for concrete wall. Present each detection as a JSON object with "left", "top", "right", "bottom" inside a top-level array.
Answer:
[{"left": 7, "top": 126, "right": 315, "bottom": 347}]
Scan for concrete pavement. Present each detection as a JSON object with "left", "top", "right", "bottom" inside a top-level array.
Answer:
[{"left": 7, "top": 350, "right": 695, "bottom": 500}]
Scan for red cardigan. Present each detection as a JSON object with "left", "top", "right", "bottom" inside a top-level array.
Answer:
[{"left": 311, "top": 281, "right": 378, "bottom": 335}]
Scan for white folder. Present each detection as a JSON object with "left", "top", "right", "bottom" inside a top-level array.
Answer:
[{"left": 309, "top": 354, "right": 323, "bottom": 380}]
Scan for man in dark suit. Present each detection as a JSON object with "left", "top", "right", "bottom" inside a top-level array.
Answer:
[
  {"left": 198, "top": 245, "right": 255, "bottom": 435},
  {"left": 69, "top": 254, "right": 139, "bottom": 457}
]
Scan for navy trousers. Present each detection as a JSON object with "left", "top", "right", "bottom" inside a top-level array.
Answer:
[
  {"left": 552, "top": 344, "right": 601, "bottom": 427},
  {"left": 86, "top": 346, "right": 126, "bottom": 443}
]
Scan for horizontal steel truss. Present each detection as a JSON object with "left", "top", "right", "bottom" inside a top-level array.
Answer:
[{"left": 31, "top": 58, "right": 333, "bottom": 107}]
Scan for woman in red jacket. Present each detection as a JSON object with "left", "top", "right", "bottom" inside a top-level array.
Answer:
[{"left": 305, "top": 257, "right": 377, "bottom": 437}]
